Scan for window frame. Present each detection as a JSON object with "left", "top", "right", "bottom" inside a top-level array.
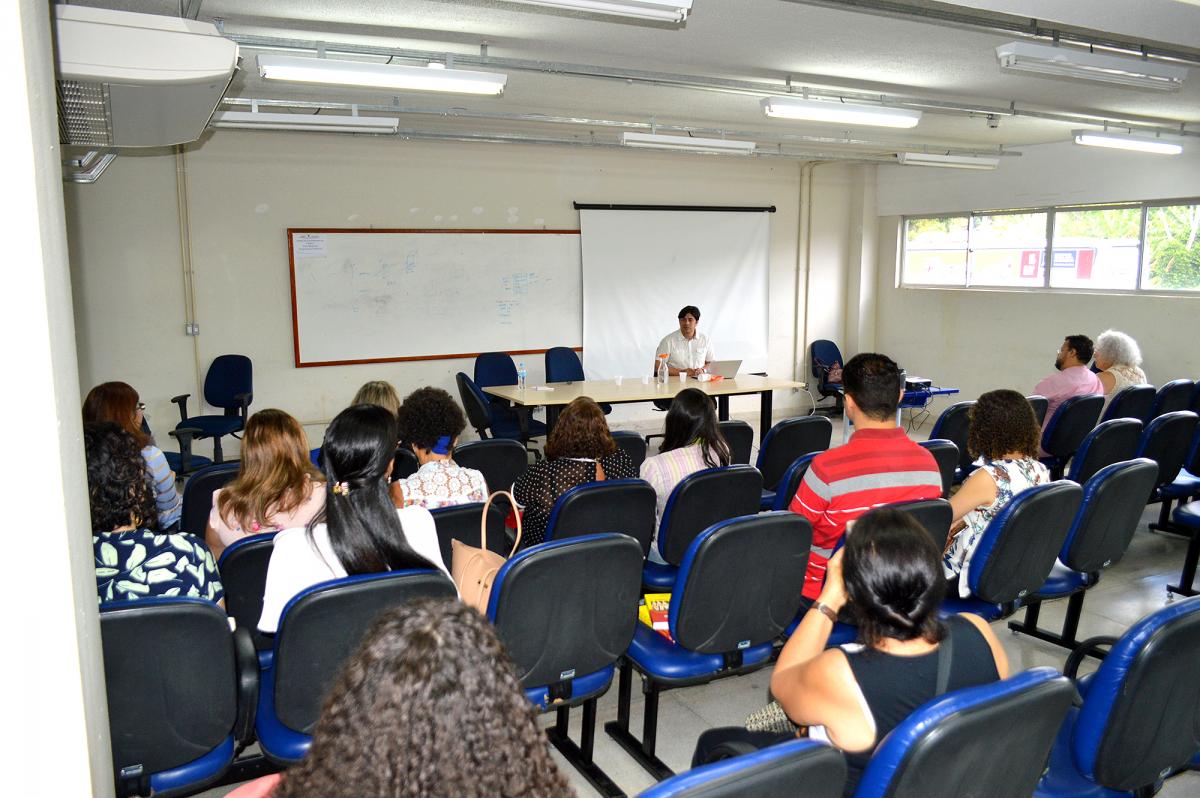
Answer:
[{"left": 899, "top": 197, "right": 1200, "bottom": 297}]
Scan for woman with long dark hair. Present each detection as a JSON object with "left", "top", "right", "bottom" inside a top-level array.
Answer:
[
  {"left": 639, "top": 388, "right": 730, "bottom": 562},
  {"left": 693, "top": 507, "right": 1007, "bottom": 796},
  {"left": 258, "top": 404, "right": 451, "bottom": 633}
]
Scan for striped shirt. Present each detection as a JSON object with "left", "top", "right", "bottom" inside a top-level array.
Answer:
[
  {"left": 640, "top": 443, "right": 715, "bottom": 558},
  {"left": 789, "top": 427, "right": 941, "bottom": 599},
  {"left": 141, "top": 445, "right": 182, "bottom": 529}
]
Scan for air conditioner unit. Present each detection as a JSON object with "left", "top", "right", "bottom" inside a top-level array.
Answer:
[{"left": 55, "top": 5, "right": 239, "bottom": 148}]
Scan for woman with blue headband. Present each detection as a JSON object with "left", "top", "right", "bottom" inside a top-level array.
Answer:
[{"left": 393, "top": 386, "right": 488, "bottom": 510}]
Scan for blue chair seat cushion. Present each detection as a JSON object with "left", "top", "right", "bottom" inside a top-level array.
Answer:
[
  {"left": 626, "top": 625, "right": 773, "bottom": 685},
  {"left": 642, "top": 560, "right": 678, "bottom": 590},
  {"left": 254, "top": 663, "right": 311, "bottom": 764},
  {"left": 524, "top": 666, "right": 614, "bottom": 711},
  {"left": 760, "top": 489, "right": 776, "bottom": 511},
  {"left": 782, "top": 611, "right": 858, "bottom": 646},
  {"left": 148, "top": 735, "right": 235, "bottom": 795},
  {"left": 490, "top": 415, "right": 548, "bottom": 441},
  {"left": 163, "top": 451, "right": 213, "bottom": 474},
  {"left": 1034, "top": 562, "right": 1095, "bottom": 600},
  {"left": 1173, "top": 501, "right": 1200, "bottom": 529},
  {"left": 177, "top": 415, "right": 244, "bottom": 438},
  {"left": 940, "top": 595, "right": 1006, "bottom": 620},
  {"left": 1160, "top": 471, "right": 1200, "bottom": 500}
]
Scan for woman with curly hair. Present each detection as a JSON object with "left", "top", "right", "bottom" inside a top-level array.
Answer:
[
  {"left": 1093, "top": 329, "right": 1149, "bottom": 396},
  {"left": 206, "top": 409, "right": 326, "bottom": 560},
  {"left": 513, "top": 396, "right": 636, "bottom": 548},
  {"left": 258, "top": 404, "right": 450, "bottom": 634},
  {"left": 83, "top": 381, "right": 182, "bottom": 530},
  {"left": 86, "top": 422, "right": 223, "bottom": 605},
  {"left": 942, "top": 389, "right": 1050, "bottom": 595},
  {"left": 228, "top": 599, "right": 571, "bottom": 798},
  {"left": 392, "top": 387, "right": 487, "bottom": 510}
]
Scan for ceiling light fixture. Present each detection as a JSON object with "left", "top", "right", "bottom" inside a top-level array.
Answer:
[
  {"left": 761, "top": 97, "right": 921, "bottom": 129},
  {"left": 256, "top": 54, "right": 507, "bottom": 95},
  {"left": 897, "top": 152, "right": 1000, "bottom": 170},
  {"left": 620, "top": 131, "right": 756, "bottom": 154},
  {"left": 1072, "top": 130, "right": 1183, "bottom": 155},
  {"left": 211, "top": 110, "right": 400, "bottom": 134},
  {"left": 995, "top": 41, "right": 1187, "bottom": 92},
  {"left": 503, "top": 0, "right": 692, "bottom": 23}
]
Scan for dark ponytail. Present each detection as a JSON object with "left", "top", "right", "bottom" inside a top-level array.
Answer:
[
  {"left": 311, "top": 404, "right": 433, "bottom": 575},
  {"left": 659, "top": 388, "right": 730, "bottom": 468}
]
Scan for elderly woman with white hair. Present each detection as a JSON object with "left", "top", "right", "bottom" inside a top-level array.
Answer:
[{"left": 1093, "top": 329, "right": 1148, "bottom": 395}]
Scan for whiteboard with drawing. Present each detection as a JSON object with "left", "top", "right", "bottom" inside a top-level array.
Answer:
[{"left": 287, "top": 229, "right": 582, "bottom": 367}]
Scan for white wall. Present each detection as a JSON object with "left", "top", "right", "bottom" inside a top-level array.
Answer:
[
  {"left": 65, "top": 133, "right": 859, "bottom": 452},
  {"left": 874, "top": 141, "right": 1200, "bottom": 406}
]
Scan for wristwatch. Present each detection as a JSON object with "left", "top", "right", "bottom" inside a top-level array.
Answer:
[{"left": 811, "top": 601, "right": 838, "bottom": 623}]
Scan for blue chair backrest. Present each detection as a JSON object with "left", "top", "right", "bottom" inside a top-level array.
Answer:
[
  {"left": 1135, "top": 410, "right": 1199, "bottom": 487},
  {"left": 1071, "top": 596, "right": 1200, "bottom": 791},
  {"left": 771, "top": 452, "right": 818, "bottom": 512},
  {"left": 456, "top": 371, "right": 497, "bottom": 433},
  {"left": 489, "top": 533, "right": 643, "bottom": 690},
  {"left": 475, "top": 351, "right": 518, "bottom": 388},
  {"left": 203, "top": 354, "right": 252, "bottom": 411},
  {"left": 1065, "top": 418, "right": 1143, "bottom": 484},
  {"left": 1060, "top": 459, "right": 1158, "bottom": 574},
  {"left": 756, "top": 416, "right": 832, "bottom": 490},
  {"left": 1100, "top": 384, "right": 1155, "bottom": 424},
  {"left": 218, "top": 531, "right": 279, "bottom": 652},
  {"left": 717, "top": 419, "right": 754, "bottom": 465},
  {"left": 453, "top": 438, "right": 528, "bottom": 492},
  {"left": 659, "top": 465, "right": 763, "bottom": 565},
  {"left": 810, "top": 340, "right": 843, "bottom": 385},
  {"left": 917, "top": 439, "right": 958, "bottom": 499},
  {"left": 891, "top": 498, "right": 953, "bottom": 552},
  {"left": 430, "top": 501, "right": 511, "bottom": 572},
  {"left": 544, "top": 479, "right": 657, "bottom": 555},
  {"left": 967, "top": 481, "right": 1082, "bottom": 604},
  {"left": 670, "top": 512, "right": 810, "bottom": 653},
  {"left": 180, "top": 461, "right": 241, "bottom": 536},
  {"left": 636, "top": 739, "right": 845, "bottom": 798},
  {"left": 1041, "top": 394, "right": 1105, "bottom": 459},
  {"left": 1026, "top": 394, "right": 1049, "bottom": 427},
  {"left": 929, "top": 401, "right": 975, "bottom": 473},
  {"left": 545, "top": 346, "right": 585, "bottom": 383},
  {"left": 1150, "top": 378, "right": 1195, "bottom": 419},
  {"left": 855, "top": 668, "right": 1074, "bottom": 798},
  {"left": 612, "top": 430, "right": 649, "bottom": 470}
]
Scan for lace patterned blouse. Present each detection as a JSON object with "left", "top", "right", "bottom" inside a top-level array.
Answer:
[
  {"left": 395, "top": 459, "right": 488, "bottom": 510},
  {"left": 943, "top": 457, "right": 1050, "bottom": 597},
  {"left": 513, "top": 451, "right": 638, "bottom": 548}
]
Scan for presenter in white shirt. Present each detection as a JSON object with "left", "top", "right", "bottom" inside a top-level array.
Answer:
[{"left": 654, "top": 305, "right": 714, "bottom": 378}]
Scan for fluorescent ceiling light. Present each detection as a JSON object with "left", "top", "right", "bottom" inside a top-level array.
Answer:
[
  {"left": 996, "top": 41, "right": 1187, "bottom": 92},
  {"left": 256, "top": 54, "right": 507, "bottom": 95},
  {"left": 503, "top": 0, "right": 692, "bottom": 22},
  {"left": 211, "top": 110, "right": 400, "bottom": 134},
  {"left": 761, "top": 97, "right": 921, "bottom": 129},
  {"left": 620, "top": 131, "right": 756, "bottom": 154},
  {"left": 897, "top": 152, "right": 1000, "bottom": 170},
  {"left": 1072, "top": 130, "right": 1183, "bottom": 155}
]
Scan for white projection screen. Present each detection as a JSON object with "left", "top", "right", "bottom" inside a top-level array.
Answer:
[{"left": 580, "top": 208, "right": 770, "bottom": 380}]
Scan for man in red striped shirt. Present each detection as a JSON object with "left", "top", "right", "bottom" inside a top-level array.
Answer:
[{"left": 790, "top": 353, "right": 942, "bottom": 602}]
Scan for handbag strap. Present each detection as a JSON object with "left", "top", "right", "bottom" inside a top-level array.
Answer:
[
  {"left": 935, "top": 623, "right": 955, "bottom": 696},
  {"left": 482, "top": 490, "right": 522, "bottom": 558}
]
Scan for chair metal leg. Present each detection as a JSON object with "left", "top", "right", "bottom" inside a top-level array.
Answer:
[
  {"left": 547, "top": 699, "right": 626, "bottom": 798},
  {"left": 212, "top": 435, "right": 224, "bottom": 464},
  {"left": 1149, "top": 497, "right": 1179, "bottom": 534},
  {"left": 1008, "top": 592, "right": 1089, "bottom": 652},
  {"left": 1167, "top": 527, "right": 1200, "bottom": 598},
  {"left": 603, "top": 664, "right": 675, "bottom": 781}
]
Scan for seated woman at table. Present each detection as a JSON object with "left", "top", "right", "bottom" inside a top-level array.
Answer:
[
  {"left": 640, "top": 388, "right": 731, "bottom": 562},
  {"left": 352, "top": 380, "right": 401, "bottom": 420},
  {"left": 392, "top": 386, "right": 487, "bottom": 510},
  {"left": 943, "top": 389, "right": 1049, "bottom": 596},
  {"left": 1093, "top": 329, "right": 1148, "bottom": 396},
  {"left": 512, "top": 397, "right": 637, "bottom": 548}
]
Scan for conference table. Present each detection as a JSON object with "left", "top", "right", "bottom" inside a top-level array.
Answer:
[{"left": 483, "top": 374, "right": 807, "bottom": 440}]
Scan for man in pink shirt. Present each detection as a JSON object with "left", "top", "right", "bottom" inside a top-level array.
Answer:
[{"left": 1033, "top": 334, "right": 1104, "bottom": 438}]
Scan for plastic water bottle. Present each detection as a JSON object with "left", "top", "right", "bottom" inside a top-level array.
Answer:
[
  {"left": 517, "top": 362, "right": 527, "bottom": 391},
  {"left": 656, "top": 355, "right": 668, "bottom": 386}
]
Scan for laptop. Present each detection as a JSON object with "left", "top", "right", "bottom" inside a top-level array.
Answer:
[{"left": 707, "top": 359, "right": 742, "bottom": 379}]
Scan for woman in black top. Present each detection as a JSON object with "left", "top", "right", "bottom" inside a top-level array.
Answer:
[
  {"left": 513, "top": 397, "right": 636, "bottom": 547},
  {"left": 694, "top": 507, "right": 1008, "bottom": 796}
]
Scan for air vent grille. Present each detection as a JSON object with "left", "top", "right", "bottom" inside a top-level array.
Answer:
[{"left": 57, "top": 80, "right": 113, "bottom": 146}]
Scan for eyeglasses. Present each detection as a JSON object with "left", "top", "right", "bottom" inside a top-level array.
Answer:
[{"left": 136, "top": 402, "right": 147, "bottom": 412}]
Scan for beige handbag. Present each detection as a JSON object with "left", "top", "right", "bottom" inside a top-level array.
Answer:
[{"left": 451, "top": 490, "right": 522, "bottom": 613}]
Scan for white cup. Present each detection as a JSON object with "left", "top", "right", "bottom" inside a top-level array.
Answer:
[
  {"left": 615, "top": 376, "right": 623, "bottom": 386},
  {"left": 642, "top": 375, "right": 650, "bottom": 385},
  {"left": 678, "top": 372, "right": 687, "bottom": 382}
]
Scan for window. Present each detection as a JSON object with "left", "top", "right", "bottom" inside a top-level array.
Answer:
[{"left": 901, "top": 199, "right": 1200, "bottom": 294}]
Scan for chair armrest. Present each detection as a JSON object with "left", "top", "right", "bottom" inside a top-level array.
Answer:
[
  {"left": 1065, "top": 635, "right": 1116, "bottom": 679},
  {"left": 234, "top": 392, "right": 252, "bottom": 419},
  {"left": 232, "top": 623, "right": 259, "bottom": 745},
  {"left": 169, "top": 427, "right": 203, "bottom": 474},
  {"left": 171, "top": 394, "right": 191, "bottom": 423}
]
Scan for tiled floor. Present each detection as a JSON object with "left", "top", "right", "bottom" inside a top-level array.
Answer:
[{"left": 200, "top": 411, "right": 1200, "bottom": 797}]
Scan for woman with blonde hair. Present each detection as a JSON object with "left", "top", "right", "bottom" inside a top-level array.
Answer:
[
  {"left": 1093, "top": 329, "right": 1148, "bottom": 395},
  {"left": 353, "top": 380, "right": 401, "bottom": 419},
  {"left": 206, "top": 409, "right": 325, "bottom": 560}
]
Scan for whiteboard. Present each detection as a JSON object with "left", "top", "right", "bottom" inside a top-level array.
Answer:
[{"left": 288, "top": 229, "right": 582, "bottom": 367}]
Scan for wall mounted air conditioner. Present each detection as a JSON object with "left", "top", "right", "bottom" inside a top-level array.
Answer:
[{"left": 55, "top": 5, "right": 239, "bottom": 148}]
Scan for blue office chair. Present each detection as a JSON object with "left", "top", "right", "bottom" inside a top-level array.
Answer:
[
  {"left": 1009, "top": 459, "right": 1159, "bottom": 653},
  {"left": 1149, "top": 378, "right": 1195, "bottom": 420},
  {"left": 929, "top": 401, "right": 976, "bottom": 484},
  {"left": 857, "top": 668, "right": 1074, "bottom": 798},
  {"left": 1168, "top": 501, "right": 1200, "bottom": 598},
  {"left": 455, "top": 371, "right": 546, "bottom": 454},
  {"left": 143, "top": 416, "right": 211, "bottom": 477},
  {"left": 172, "top": 354, "right": 252, "bottom": 464},
  {"left": 606, "top": 512, "right": 811, "bottom": 780},
  {"left": 100, "top": 597, "right": 258, "bottom": 798},
  {"left": 757, "top": 416, "right": 832, "bottom": 510},
  {"left": 1064, "top": 418, "right": 1142, "bottom": 485},
  {"left": 918, "top": 438, "right": 959, "bottom": 499},
  {"left": 642, "top": 465, "right": 762, "bottom": 590},
  {"left": 452, "top": 438, "right": 528, "bottom": 493},
  {"left": 1040, "top": 394, "right": 1105, "bottom": 480},
  {"left": 638, "top": 739, "right": 845, "bottom": 798},
  {"left": 942, "top": 481, "right": 1083, "bottom": 620},
  {"left": 1035, "top": 597, "right": 1200, "bottom": 797},
  {"left": 218, "top": 532, "right": 278, "bottom": 657},
  {"left": 544, "top": 479, "right": 657, "bottom": 556},
  {"left": 255, "top": 570, "right": 457, "bottom": 764},
  {"left": 894, "top": 497, "right": 954, "bottom": 552},
  {"left": 771, "top": 452, "right": 817, "bottom": 512},
  {"left": 1138, "top": 411, "right": 1199, "bottom": 533},
  {"left": 489, "top": 533, "right": 643, "bottom": 798},
  {"left": 717, "top": 419, "right": 754, "bottom": 464},
  {"left": 179, "top": 462, "right": 240, "bottom": 536},
  {"left": 546, "top": 346, "right": 611, "bottom": 413},
  {"left": 809, "top": 339, "right": 845, "bottom": 414},
  {"left": 1100, "top": 384, "right": 1155, "bottom": 424},
  {"left": 612, "top": 430, "right": 649, "bottom": 469}
]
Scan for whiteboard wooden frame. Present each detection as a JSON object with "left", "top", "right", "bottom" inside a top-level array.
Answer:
[{"left": 287, "top": 228, "right": 582, "bottom": 368}]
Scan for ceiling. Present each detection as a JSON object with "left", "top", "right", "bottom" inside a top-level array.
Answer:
[{"left": 58, "top": 0, "right": 1200, "bottom": 162}]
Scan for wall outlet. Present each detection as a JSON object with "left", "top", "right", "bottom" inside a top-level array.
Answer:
[{"left": 185, "top": 323, "right": 200, "bottom": 336}]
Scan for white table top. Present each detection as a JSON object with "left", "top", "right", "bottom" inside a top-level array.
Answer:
[{"left": 482, "top": 374, "right": 806, "bottom": 407}]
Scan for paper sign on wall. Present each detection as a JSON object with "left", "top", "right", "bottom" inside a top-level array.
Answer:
[{"left": 294, "top": 233, "right": 328, "bottom": 258}]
